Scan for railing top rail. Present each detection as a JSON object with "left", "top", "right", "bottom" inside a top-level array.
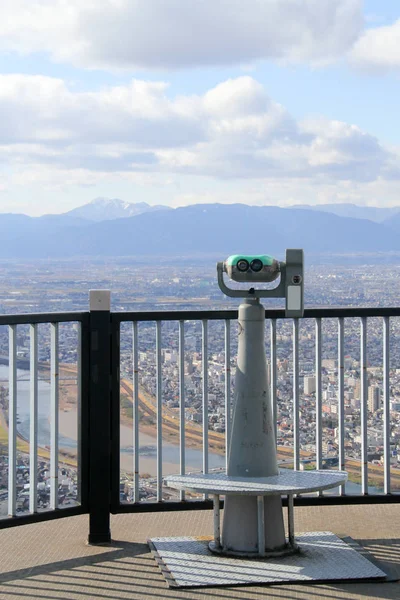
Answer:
[
  {"left": 1, "top": 306, "right": 400, "bottom": 326},
  {"left": 112, "top": 309, "right": 238, "bottom": 322},
  {"left": 303, "top": 307, "right": 400, "bottom": 319},
  {"left": 112, "top": 306, "right": 400, "bottom": 323},
  {"left": 0, "top": 311, "right": 90, "bottom": 326}
]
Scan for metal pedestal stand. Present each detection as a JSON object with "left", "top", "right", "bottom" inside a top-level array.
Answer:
[
  {"left": 166, "top": 470, "right": 347, "bottom": 558},
  {"left": 149, "top": 253, "right": 386, "bottom": 588},
  {"left": 167, "top": 251, "right": 347, "bottom": 557}
]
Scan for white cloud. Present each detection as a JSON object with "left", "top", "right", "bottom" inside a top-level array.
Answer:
[
  {"left": 0, "top": 74, "right": 399, "bottom": 207},
  {"left": 298, "top": 118, "right": 389, "bottom": 180},
  {"left": 0, "top": 0, "right": 363, "bottom": 70},
  {"left": 0, "top": 75, "right": 203, "bottom": 148},
  {"left": 349, "top": 19, "right": 400, "bottom": 71}
]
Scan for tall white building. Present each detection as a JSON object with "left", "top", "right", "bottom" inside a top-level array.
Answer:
[
  {"left": 368, "top": 386, "right": 380, "bottom": 412},
  {"left": 304, "top": 376, "right": 316, "bottom": 395}
]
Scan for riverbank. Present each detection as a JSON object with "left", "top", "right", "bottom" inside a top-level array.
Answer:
[
  {"left": 0, "top": 404, "right": 77, "bottom": 467},
  {"left": 58, "top": 405, "right": 226, "bottom": 476},
  {"left": 0, "top": 362, "right": 79, "bottom": 467}
]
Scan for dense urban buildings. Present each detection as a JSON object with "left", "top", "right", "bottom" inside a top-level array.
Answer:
[{"left": 1, "top": 257, "right": 400, "bottom": 511}]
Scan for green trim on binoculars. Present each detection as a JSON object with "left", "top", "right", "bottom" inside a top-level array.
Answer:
[{"left": 226, "top": 254, "right": 275, "bottom": 266}]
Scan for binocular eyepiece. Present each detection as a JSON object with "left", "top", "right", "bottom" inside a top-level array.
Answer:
[{"left": 224, "top": 254, "right": 281, "bottom": 283}]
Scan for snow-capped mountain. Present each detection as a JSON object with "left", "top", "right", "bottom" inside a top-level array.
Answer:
[
  {"left": 64, "top": 197, "right": 171, "bottom": 222},
  {"left": 0, "top": 203, "right": 400, "bottom": 258}
]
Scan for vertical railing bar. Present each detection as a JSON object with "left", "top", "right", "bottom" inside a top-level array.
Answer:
[
  {"left": 156, "top": 321, "right": 162, "bottom": 502},
  {"left": 270, "top": 319, "right": 277, "bottom": 447},
  {"left": 110, "top": 319, "right": 121, "bottom": 513},
  {"left": 78, "top": 315, "right": 90, "bottom": 512},
  {"left": 338, "top": 317, "right": 345, "bottom": 495},
  {"left": 315, "top": 318, "right": 322, "bottom": 471},
  {"left": 293, "top": 319, "right": 300, "bottom": 471},
  {"left": 132, "top": 321, "right": 139, "bottom": 503},
  {"left": 29, "top": 323, "right": 38, "bottom": 513},
  {"left": 225, "top": 319, "right": 231, "bottom": 472},
  {"left": 383, "top": 316, "right": 390, "bottom": 495},
  {"left": 179, "top": 320, "right": 185, "bottom": 501},
  {"left": 360, "top": 317, "right": 368, "bottom": 495},
  {"left": 76, "top": 322, "right": 82, "bottom": 506},
  {"left": 8, "top": 325, "right": 17, "bottom": 517},
  {"left": 50, "top": 322, "right": 59, "bottom": 510},
  {"left": 202, "top": 320, "right": 209, "bottom": 500}
]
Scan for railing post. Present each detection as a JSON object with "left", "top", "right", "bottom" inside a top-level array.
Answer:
[{"left": 88, "top": 290, "right": 112, "bottom": 544}]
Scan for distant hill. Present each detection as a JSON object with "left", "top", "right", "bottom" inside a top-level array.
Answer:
[
  {"left": 75, "top": 204, "right": 400, "bottom": 256},
  {"left": 1, "top": 203, "right": 400, "bottom": 259},
  {"left": 383, "top": 211, "right": 400, "bottom": 234},
  {"left": 292, "top": 203, "right": 400, "bottom": 223},
  {"left": 64, "top": 197, "right": 171, "bottom": 221}
]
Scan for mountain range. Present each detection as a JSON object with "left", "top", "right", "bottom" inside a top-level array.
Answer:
[
  {"left": 64, "top": 197, "right": 171, "bottom": 221},
  {"left": 1, "top": 198, "right": 400, "bottom": 259},
  {"left": 291, "top": 203, "right": 400, "bottom": 223}
]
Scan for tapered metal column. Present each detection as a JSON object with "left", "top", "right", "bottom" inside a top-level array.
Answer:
[
  {"left": 222, "top": 299, "right": 286, "bottom": 554},
  {"left": 88, "top": 290, "right": 112, "bottom": 544}
]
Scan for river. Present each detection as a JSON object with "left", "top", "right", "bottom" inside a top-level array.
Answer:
[
  {"left": 0, "top": 365, "right": 76, "bottom": 449},
  {"left": 0, "top": 364, "right": 225, "bottom": 474}
]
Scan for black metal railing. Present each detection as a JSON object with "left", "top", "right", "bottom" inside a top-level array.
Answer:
[
  {"left": 0, "top": 311, "right": 89, "bottom": 530},
  {"left": 1, "top": 300, "right": 400, "bottom": 543}
]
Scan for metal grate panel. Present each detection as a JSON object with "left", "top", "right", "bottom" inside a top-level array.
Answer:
[{"left": 149, "top": 531, "right": 386, "bottom": 588}]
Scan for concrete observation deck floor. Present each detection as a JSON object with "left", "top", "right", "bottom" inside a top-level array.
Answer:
[{"left": 0, "top": 504, "right": 399, "bottom": 600}]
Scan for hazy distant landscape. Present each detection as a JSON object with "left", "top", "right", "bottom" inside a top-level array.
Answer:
[
  {"left": 2, "top": 206, "right": 400, "bottom": 506},
  {"left": 0, "top": 252, "right": 400, "bottom": 316},
  {"left": 3, "top": 198, "right": 400, "bottom": 260}
]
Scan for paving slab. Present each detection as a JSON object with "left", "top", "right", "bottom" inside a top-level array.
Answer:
[{"left": 0, "top": 504, "right": 399, "bottom": 599}]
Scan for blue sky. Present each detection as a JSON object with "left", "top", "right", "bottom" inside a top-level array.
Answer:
[{"left": 0, "top": 1, "right": 399, "bottom": 215}]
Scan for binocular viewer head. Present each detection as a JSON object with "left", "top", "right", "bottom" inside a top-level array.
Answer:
[
  {"left": 224, "top": 254, "right": 280, "bottom": 283},
  {"left": 217, "top": 249, "right": 304, "bottom": 318}
]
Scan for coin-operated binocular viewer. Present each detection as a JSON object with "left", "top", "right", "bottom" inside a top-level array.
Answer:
[
  {"left": 215, "top": 250, "right": 304, "bottom": 556},
  {"left": 217, "top": 249, "right": 304, "bottom": 318},
  {"left": 165, "top": 251, "right": 346, "bottom": 558}
]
